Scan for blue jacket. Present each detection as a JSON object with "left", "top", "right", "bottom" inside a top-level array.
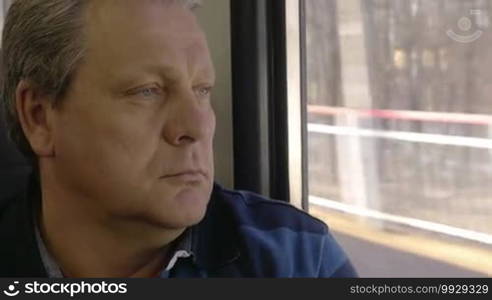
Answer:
[{"left": 0, "top": 177, "right": 357, "bottom": 278}]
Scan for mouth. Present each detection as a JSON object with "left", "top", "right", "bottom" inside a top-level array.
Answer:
[{"left": 160, "top": 170, "right": 207, "bottom": 183}]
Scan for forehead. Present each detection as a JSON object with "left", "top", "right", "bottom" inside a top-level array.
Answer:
[
  {"left": 87, "top": 0, "right": 199, "bottom": 36},
  {"left": 82, "top": 0, "right": 213, "bottom": 79}
]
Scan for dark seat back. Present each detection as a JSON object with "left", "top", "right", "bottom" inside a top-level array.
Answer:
[
  {"left": 0, "top": 109, "right": 30, "bottom": 201},
  {"left": 0, "top": 50, "right": 31, "bottom": 201}
]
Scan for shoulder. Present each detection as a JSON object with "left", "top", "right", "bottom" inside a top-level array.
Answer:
[
  {"left": 218, "top": 186, "right": 328, "bottom": 233},
  {"left": 212, "top": 185, "right": 356, "bottom": 277}
]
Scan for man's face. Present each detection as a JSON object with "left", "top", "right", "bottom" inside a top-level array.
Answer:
[{"left": 50, "top": 0, "right": 216, "bottom": 228}]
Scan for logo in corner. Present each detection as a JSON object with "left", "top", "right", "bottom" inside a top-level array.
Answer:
[
  {"left": 447, "top": 10, "right": 485, "bottom": 43},
  {"left": 3, "top": 282, "right": 20, "bottom": 297}
]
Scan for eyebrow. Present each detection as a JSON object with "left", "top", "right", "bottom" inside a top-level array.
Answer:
[
  {"left": 139, "top": 62, "right": 215, "bottom": 83},
  {"left": 139, "top": 63, "right": 181, "bottom": 81}
]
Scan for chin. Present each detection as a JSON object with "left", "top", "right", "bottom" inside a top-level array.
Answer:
[
  {"left": 145, "top": 183, "right": 212, "bottom": 229},
  {"left": 150, "top": 205, "right": 208, "bottom": 230}
]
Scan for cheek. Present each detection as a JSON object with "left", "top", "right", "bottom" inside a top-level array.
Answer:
[
  {"left": 55, "top": 103, "right": 156, "bottom": 174},
  {"left": 96, "top": 117, "right": 162, "bottom": 178}
]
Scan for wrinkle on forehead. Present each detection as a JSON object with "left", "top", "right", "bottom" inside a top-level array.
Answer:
[
  {"left": 86, "top": 0, "right": 203, "bottom": 41},
  {"left": 79, "top": 0, "right": 214, "bottom": 84}
]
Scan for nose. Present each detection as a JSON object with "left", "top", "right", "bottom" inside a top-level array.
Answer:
[{"left": 161, "top": 90, "right": 214, "bottom": 146}]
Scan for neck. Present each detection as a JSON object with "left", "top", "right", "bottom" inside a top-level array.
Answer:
[{"left": 38, "top": 175, "right": 184, "bottom": 278}]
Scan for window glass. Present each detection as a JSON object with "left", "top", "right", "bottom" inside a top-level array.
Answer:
[{"left": 303, "top": 0, "right": 492, "bottom": 277}]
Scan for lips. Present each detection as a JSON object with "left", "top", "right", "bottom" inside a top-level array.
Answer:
[{"left": 160, "top": 170, "right": 207, "bottom": 182}]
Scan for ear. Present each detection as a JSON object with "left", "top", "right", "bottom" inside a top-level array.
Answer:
[{"left": 15, "top": 80, "right": 56, "bottom": 158}]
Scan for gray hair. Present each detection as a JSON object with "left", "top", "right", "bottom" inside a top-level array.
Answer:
[{"left": 1, "top": 0, "right": 201, "bottom": 163}]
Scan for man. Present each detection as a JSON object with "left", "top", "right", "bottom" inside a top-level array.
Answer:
[{"left": 0, "top": 0, "right": 357, "bottom": 277}]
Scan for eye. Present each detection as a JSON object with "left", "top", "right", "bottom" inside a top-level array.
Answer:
[
  {"left": 195, "top": 86, "right": 213, "bottom": 98},
  {"left": 138, "top": 87, "right": 163, "bottom": 98},
  {"left": 125, "top": 85, "right": 165, "bottom": 100}
]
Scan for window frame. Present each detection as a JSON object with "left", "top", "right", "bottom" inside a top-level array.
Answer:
[{"left": 230, "top": 0, "right": 305, "bottom": 205}]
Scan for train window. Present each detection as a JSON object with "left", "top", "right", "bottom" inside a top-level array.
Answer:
[{"left": 293, "top": 0, "right": 492, "bottom": 276}]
